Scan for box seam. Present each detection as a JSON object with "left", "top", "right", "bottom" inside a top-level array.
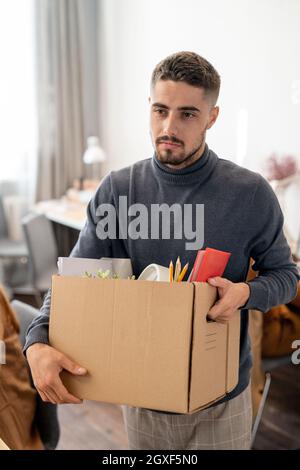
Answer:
[
  {"left": 187, "top": 282, "right": 196, "bottom": 412},
  {"left": 225, "top": 319, "right": 230, "bottom": 393}
]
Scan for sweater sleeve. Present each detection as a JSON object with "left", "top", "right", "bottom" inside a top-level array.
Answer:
[
  {"left": 242, "top": 175, "right": 299, "bottom": 313},
  {"left": 23, "top": 174, "right": 114, "bottom": 353}
]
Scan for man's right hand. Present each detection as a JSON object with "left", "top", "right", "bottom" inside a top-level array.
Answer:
[{"left": 26, "top": 343, "right": 87, "bottom": 405}]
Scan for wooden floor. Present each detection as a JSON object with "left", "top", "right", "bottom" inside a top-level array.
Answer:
[
  {"left": 56, "top": 363, "right": 300, "bottom": 450},
  {"left": 57, "top": 401, "right": 128, "bottom": 450},
  {"left": 253, "top": 363, "right": 300, "bottom": 450}
]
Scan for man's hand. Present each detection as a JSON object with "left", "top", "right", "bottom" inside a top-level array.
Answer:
[
  {"left": 26, "top": 343, "right": 87, "bottom": 405},
  {"left": 207, "top": 277, "right": 250, "bottom": 323}
]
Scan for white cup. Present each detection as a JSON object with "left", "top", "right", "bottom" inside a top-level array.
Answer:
[{"left": 138, "top": 263, "right": 170, "bottom": 282}]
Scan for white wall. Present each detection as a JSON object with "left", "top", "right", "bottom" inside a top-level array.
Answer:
[{"left": 98, "top": 0, "right": 300, "bottom": 239}]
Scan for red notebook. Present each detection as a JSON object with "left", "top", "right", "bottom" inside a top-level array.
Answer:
[{"left": 189, "top": 247, "right": 231, "bottom": 282}]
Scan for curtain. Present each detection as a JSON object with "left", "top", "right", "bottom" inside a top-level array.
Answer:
[{"left": 35, "top": 0, "right": 99, "bottom": 200}]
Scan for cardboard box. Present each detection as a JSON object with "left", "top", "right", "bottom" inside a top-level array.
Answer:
[{"left": 49, "top": 275, "right": 240, "bottom": 414}]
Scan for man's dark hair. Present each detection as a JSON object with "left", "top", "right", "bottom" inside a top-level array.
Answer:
[{"left": 151, "top": 51, "right": 221, "bottom": 105}]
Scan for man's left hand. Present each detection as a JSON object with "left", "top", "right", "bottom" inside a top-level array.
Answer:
[{"left": 207, "top": 277, "right": 250, "bottom": 323}]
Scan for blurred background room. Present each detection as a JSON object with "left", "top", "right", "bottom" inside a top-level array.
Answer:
[{"left": 0, "top": 0, "right": 300, "bottom": 450}]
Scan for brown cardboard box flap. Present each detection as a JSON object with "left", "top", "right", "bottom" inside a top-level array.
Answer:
[{"left": 189, "top": 282, "right": 240, "bottom": 412}]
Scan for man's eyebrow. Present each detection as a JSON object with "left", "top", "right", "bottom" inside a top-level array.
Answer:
[{"left": 152, "top": 102, "right": 201, "bottom": 113}]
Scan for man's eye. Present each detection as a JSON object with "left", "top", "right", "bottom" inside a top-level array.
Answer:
[
  {"left": 154, "top": 109, "right": 167, "bottom": 116},
  {"left": 182, "top": 112, "right": 195, "bottom": 119}
]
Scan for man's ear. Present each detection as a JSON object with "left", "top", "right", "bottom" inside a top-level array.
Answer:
[{"left": 207, "top": 106, "right": 219, "bottom": 130}]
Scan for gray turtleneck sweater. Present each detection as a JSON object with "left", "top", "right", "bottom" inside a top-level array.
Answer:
[{"left": 24, "top": 144, "right": 299, "bottom": 405}]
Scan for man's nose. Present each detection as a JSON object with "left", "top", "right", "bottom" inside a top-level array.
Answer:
[{"left": 163, "top": 114, "right": 178, "bottom": 136}]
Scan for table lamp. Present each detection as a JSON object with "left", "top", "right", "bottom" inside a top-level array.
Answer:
[
  {"left": 82, "top": 136, "right": 106, "bottom": 182},
  {"left": 83, "top": 136, "right": 106, "bottom": 165},
  {"left": 75, "top": 136, "right": 107, "bottom": 197}
]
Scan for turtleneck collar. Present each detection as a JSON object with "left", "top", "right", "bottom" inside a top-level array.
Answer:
[{"left": 151, "top": 143, "right": 218, "bottom": 185}]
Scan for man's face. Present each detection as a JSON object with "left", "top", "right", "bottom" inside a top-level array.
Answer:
[{"left": 149, "top": 80, "right": 219, "bottom": 169}]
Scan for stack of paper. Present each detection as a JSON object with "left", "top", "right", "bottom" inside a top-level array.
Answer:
[{"left": 57, "top": 257, "right": 133, "bottom": 279}]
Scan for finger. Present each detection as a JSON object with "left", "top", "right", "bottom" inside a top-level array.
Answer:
[
  {"left": 46, "top": 386, "right": 65, "bottom": 404},
  {"left": 38, "top": 387, "right": 56, "bottom": 404},
  {"left": 207, "top": 302, "right": 230, "bottom": 319},
  {"left": 43, "top": 377, "right": 71, "bottom": 404},
  {"left": 207, "top": 277, "right": 230, "bottom": 288},
  {"left": 37, "top": 389, "right": 51, "bottom": 403},
  {"left": 60, "top": 355, "right": 87, "bottom": 376},
  {"left": 215, "top": 309, "right": 235, "bottom": 323},
  {"left": 51, "top": 378, "right": 83, "bottom": 404},
  {"left": 44, "top": 387, "right": 61, "bottom": 404},
  {"left": 215, "top": 316, "right": 230, "bottom": 324},
  {"left": 60, "top": 392, "right": 83, "bottom": 405}
]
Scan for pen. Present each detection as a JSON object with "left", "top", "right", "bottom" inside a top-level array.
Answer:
[
  {"left": 177, "top": 263, "right": 189, "bottom": 282},
  {"left": 174, "top": 256, "right": 181, "bottom": 282},
  {"left": 169, "top": 260, "right": 174, "bottom": 282}
]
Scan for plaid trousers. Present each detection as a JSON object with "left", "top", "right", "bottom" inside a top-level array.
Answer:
[{"left": 122, "top": 384, "right": 252, "bottom": 450}]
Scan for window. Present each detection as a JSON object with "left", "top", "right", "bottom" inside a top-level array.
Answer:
[{"left": 0, "top": 0, "right": 37, "bottom": 199}]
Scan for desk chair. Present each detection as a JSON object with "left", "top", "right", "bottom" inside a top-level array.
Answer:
[
  {"left": 11, "top": 214, "right": 58, "bottom": 305},
  {"left": 11, "top": 299, "right": 60, "bottom": 449},
  {"left": 0, "top": 196, "right": 28, "bottom": 295},
  {"left": 0, "top": 196, "right": 28, "bottom": 259}
]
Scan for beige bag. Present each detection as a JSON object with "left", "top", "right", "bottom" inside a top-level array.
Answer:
[
  {"left": 0, "top": 286, "right": 43, "bottom": 450},
  {"left": 262, "top": 303, "right": 300, "bottom": 358}
]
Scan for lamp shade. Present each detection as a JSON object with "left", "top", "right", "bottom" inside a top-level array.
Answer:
[{"left": 83, "top": 136, "right": 106, "bottom": 164}]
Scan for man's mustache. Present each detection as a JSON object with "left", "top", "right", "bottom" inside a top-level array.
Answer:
[{"left": 156, "top": 136, "right": 184, "bottom": 146}]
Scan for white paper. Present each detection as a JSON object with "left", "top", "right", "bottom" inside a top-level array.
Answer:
[
  {"left": 57, "top": 257, "right": 112, "bottom": 277},
  {"left": 57, "top": 257, "right": 133, "bottom": 279}
]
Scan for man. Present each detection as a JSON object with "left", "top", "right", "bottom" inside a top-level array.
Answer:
[{"left": 25, "top": 51, "right": 299, "bottom": 450}]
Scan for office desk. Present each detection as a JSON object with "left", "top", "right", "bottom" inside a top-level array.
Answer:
[
  {"left": 33, "top": 199, "right": 87, "bottom": 256},
  {"left": 34, "top": 199, "right": 87, "bottom": 231}
]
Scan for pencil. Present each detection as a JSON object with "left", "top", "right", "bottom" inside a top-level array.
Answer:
[
  {"left": 169, "top": 260, "right": 174, "bottom": 282},
  {"left": 177, "top": 263, "right": 189, "bottom": 282},
  {"left": 174, "top": 256, "right": 181, "bottom": 281}
]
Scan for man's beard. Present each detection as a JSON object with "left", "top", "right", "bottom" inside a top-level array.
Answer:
[{"left": 156, "top": 133, "right": 205, "bottom": 167}]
